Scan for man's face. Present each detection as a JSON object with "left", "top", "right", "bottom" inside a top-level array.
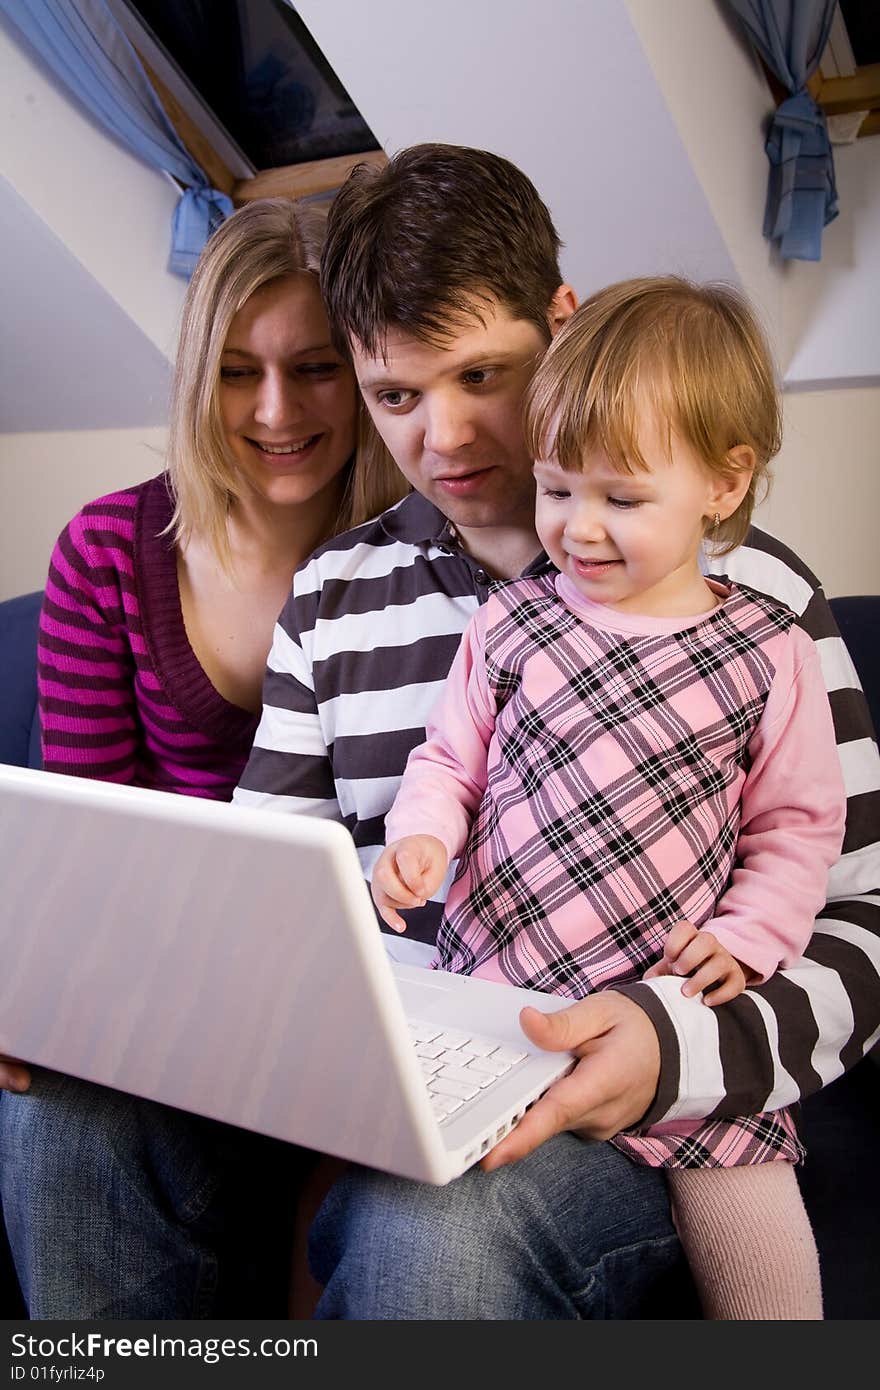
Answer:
[{"left": 349, "top": 297, "right": 553, "bottom": 542}]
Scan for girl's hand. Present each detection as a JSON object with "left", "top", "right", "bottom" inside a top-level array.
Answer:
[
  {"left": 370, "top": 835, "right": 449, "bottom": 932},
  {"left": 643, "top": 920, "right": 750, "bottom": 1005}
]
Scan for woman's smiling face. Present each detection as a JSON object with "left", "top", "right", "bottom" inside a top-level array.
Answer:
[{"left": 219, "top": 273, "right": 357, "bottom": 510}]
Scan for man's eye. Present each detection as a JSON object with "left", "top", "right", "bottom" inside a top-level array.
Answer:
[{"left": 377, "top": 389, "right": 415, "bottom": 408}]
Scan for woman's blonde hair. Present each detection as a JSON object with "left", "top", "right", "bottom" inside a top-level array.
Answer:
[
  {"left": 524, "top": 276, "right": 782, "bottom": 553},
  {"left": 166, "top": 198, "right": 406, "bottom": 567}
]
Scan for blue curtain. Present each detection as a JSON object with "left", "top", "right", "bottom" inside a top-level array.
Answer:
[
  {"left": 726, "top": 0, "right": 839, "bottom": 261},
  {"left": 0, "top": 0, "right": 233, "bottom": 276}
]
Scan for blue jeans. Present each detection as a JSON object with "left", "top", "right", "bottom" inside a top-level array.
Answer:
[
  {"left": 311, "top": 1133, "right": 693, "bottom": 1319},
  {"left": 0, "top": 1069, "right": 304, "bottom": 1318}
]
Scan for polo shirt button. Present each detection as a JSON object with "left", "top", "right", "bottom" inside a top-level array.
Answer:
[{"left": 475, "top": 570, "right": 488, "bottom": 585}]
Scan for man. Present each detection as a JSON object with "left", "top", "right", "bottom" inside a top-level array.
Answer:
[{"left": 234, "top": 144, "right": 880, "bottom": 1317}]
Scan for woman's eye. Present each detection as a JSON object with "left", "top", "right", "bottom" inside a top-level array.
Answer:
[
  {"left": 220, "top": 366, "right": 255, "bottom": 381},
  {"left": 377, "top": 389, "right": 415, "bottom": 408},
  {"left": 298, "top": 362, "right": 342, "bottom": 378}
]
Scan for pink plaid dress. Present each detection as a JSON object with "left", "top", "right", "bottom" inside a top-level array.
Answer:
[{"left": 433, "top": 574, "right": 806, "bottom": 1168}]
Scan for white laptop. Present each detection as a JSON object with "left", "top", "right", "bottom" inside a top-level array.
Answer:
[{"left": 0, "top": 764, "right": 573, "bottom": 1185}]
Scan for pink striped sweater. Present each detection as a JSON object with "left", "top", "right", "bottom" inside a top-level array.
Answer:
[{"left": 38, "top": 474, "right": 259, "bottom": 801}]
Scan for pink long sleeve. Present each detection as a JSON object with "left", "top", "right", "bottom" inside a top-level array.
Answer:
[
  {"left": 704, "top": 624, "right": 846, "bottom": 980},
  {"left": 385, "top": 607, "right": 495, "bottom": 858}
]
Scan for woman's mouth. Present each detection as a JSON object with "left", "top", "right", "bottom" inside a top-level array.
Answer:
[
  {"left": 248, "top": 433, "right": 322, "bottom": 459},
  {"left": 247, "top": 430, "right": 322, "bottom": 464}
]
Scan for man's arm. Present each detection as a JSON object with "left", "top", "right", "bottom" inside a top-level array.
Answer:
[{"left": 629, "top": 530, "right": 880, "bottom": 1123}]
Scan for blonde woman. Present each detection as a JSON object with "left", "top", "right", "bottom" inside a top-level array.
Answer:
[
  {"left": 37, "top": 197, "right": 405, "bottom": 797},
  {"left": 0, "top": 199, "right": 405, "bottom": 1318}
]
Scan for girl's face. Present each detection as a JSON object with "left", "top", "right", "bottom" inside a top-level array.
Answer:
[
  {"left": 219, "top": 274, "right": 357, "bottom": 511},
  {"left": 534, "top": 406, "right": 743, "bottom": 618}
]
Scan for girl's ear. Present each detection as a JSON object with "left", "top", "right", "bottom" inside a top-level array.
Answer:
[
  {"left": 708, "top": 445, "right": 755, "bottom": 521},
  {"left": 547, "top": 285, "right": 578, "bottom": 337}
]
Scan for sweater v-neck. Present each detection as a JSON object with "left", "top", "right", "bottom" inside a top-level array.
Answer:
[{"left": 135, "top": 475, "right": 259, "bottom": 747}]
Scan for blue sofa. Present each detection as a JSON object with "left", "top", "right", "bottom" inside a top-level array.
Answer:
[{"left": 1, "top": 590, "right": 878, "bottom": 1318}]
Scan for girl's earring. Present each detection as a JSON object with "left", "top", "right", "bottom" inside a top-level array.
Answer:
[{"left": 712, "top": 511, "right": 721, "bottom": 537}]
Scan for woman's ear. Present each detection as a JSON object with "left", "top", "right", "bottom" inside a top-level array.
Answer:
[
  {"left": 709, "top": 445, "right": 755, "bottom": 520},
  {"left": 547, "top": 285, "right": 578, "bottom": 338}
]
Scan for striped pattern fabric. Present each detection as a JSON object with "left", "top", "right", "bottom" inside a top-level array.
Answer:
[
  {"left": 38, "top": 475, "right": 259, "bottom": 801},
  {"left": 235, "top": 491, "right": 880, "bottom": 1127}
]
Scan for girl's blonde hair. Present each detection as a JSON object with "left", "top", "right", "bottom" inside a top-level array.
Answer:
[
  {"left": 524, "top": 276, "right": 782, "bottom": 553},
  {"left": 166, "top": 198, "right": 406, "bottom": 567}
]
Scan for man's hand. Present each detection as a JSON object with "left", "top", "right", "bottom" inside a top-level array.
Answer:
[
  {"left": 0, "top": 1056, "right": 31, "bottom": 1093},
  {"left": 643, "top": 920, "right": 750, "bottom": 1006},
  {"left": 480, "top": 992, "right": 660, "bottom": 1170},
  {"left": 370, "top": 835, "right": 449, "bottom": 932}
]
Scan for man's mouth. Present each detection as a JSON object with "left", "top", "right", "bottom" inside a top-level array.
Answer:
[{"left": 435, "top": 467, "right": 493, "bottom": 494}]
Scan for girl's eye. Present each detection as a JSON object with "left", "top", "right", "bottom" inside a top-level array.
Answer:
[
  {"left": 542, "top": 489, "right": 570, "bottom": 501},
  {"left": 609, "top": 497, "right": 643, "bottom": 509},
  {"left": 377, "top": 388, "right": 416, "bottom": 408},
  {"left": 220, "top": 366, "right": 255, "bottom": 381},
  {"left": 462, "top": 368, "right": 495, "bottom": 387}
]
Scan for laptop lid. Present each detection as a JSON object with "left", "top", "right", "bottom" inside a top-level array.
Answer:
[{"left": 0, "top": 765, "right": 572, "bottom": 1183}]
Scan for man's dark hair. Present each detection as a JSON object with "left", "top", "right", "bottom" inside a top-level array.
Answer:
[{"left": 320, "top": 143, "right": 564, "bottom": 358}]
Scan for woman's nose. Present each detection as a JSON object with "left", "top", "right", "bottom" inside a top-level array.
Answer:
[{"left": 254, "top": 372, "right": 303, "bottom": 430}]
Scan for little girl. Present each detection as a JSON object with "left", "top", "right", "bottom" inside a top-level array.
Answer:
[{"left": 371, "top": 276, "right": 846, "bottom": 1320}]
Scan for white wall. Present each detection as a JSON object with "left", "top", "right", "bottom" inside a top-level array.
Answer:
[
  {"left": 754, "top": 389, "right": 880, "bottom": 598},
  {"left": 0, "top": 428, "right": 167, "bottom": 602},
  {"left": 626, "top": 0, "right": 880, "bottom": 385},
  {"left": 0, "top": 21, "right": 185, "bottom": 360},
  {"left": 295, "top": 0, "right": 740, "bottom": 295}
]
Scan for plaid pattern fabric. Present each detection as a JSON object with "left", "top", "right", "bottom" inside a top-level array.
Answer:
[{"left": 434, "top": 574, "right": 803, "bottom": 1167}]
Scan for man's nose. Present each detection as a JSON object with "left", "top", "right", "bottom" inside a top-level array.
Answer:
[{"left": 423, "top": 398, "right": 477, "bottom": 455}]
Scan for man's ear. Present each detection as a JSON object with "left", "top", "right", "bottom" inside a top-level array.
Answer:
[
  {"left": 547, "top": 284, "right": 578, "bottom": 338},
  {"left": 708, "top": 445, "right": 755, "bottom": 519}
]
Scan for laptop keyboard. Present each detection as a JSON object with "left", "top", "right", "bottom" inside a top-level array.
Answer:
[{"left": 407, "top": 1019, "right": 527, "bottom": 1125}]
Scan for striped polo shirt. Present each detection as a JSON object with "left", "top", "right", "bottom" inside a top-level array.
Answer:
[{"left": 235, "top": 489, "right": 880, "bottom": 1127}]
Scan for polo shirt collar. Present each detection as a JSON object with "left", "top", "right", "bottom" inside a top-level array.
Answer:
[{"left": 379, "top": 490, "right": 553, "bottom": 580}]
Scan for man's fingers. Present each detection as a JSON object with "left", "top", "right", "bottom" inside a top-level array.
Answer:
[
  {"left": 480, "top": 1074, "right": 581, "bottom": 1169},
  {"left": 0, "top": 1060, "right": 31, "bottom": 1093}
]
